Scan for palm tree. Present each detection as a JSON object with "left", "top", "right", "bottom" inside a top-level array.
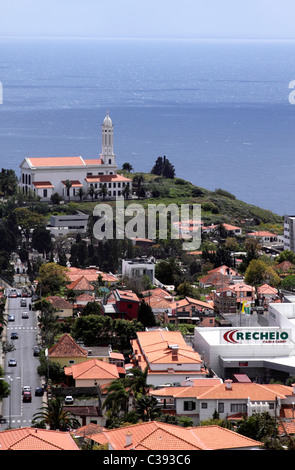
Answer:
[
  {"left": 122, "top": 184, "right": 130, "bottom": 200},
  {"left": 32, "top": 397, "right": 80, "bottom": 430},
  {"left": 64, "top": 180, "right": 72, "bottom": 202},
  {"left": 134, "top": 395, "right": 161, "bottom": 422},
  {"left": 99, "top": 183, "right": 108, "bottom": 201},
  {"left": 124, "top": 366, "right": 151, "bottom": 399},
  {"left": 102, "top": 380, "right": 130, "bottom": 422},
  {"left": 76, "top": 187, "right": 85, "bottom": 202},
  {"left": 122, "top": 163, "right": 133, "bottom": 173},
  {"left": 88, "top": 186, "right": 95, "bottom": 201},
  {"left": 133, "top": 174, "right": 145, "bottom": 199}
]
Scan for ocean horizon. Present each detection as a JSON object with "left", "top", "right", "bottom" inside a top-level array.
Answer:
[{"left": 0, "top": 37, "right": 295, "bottom": 215}]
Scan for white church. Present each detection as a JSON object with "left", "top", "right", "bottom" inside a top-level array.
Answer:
[{"left": 19, "top": 112, "right": 132, "bottom": 201}]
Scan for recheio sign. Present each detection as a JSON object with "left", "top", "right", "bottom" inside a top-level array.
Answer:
[{"left": 222, "top": 328, "right": 290, "bottom": 344}]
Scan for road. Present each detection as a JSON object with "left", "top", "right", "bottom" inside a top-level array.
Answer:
[{"left": 1, "top": 294, "right": 44, "bottom": 428}]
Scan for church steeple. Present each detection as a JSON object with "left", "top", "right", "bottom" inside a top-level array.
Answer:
[{"left": 101, "top": 111, "right": 115, "bottom": 166}]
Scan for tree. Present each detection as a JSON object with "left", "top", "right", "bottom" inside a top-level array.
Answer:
[
  {"left": 237, "top": 411, "right": 278, "bottom": 442},
  {"left": 82, "top": 301, "right": 101, "bottom": 316},
  {"left": 244, "top": 259, "right": 281, "bottom": 288},
  {"left": 0, "top": 169, "right": 18, "bottom": 196},
  {"left": 50, "top": 192, "right": 62, "bottom": 205},
  {"left": 133, "top": 174, "right": 145, "bottom": 198},
  {"left": 0, "top": 366, "right": 10, "bottom": 402},
  {"left": 134, "top": 395, "right": 161, "bottom": 422},
  {"left": 32, "top": 226, "right": 53, "bottom": 254},
  {"left": 137, "top": 301, "right": 156, "bottom": 327},
  {"left": 64, "top": 179, "right": 72, "bottom": 202},
  {"left": 276, "top": 250, "right": 295, "bottom": 265},
  {"left": 72, "top": 314, "right": 113, "bottom": 346},
  {"left": 122, "top": 163, "right": 133, "bottom": 172},
  {"left": 281, "top": 275, "right": 295, "bottom": 291},
  {"left": 151, "top": 156, "right": 175, "bottom": 179},
  {"left": 76, "top": 187, "right": 85, "bottom": 202},
  {"left": 87, "top": 185, "right": 95, "bottom": 201},
  {"left": 33, "top": 298, "right": 59, "bottom": 347},
  {"left": 122, "top": 184, "right": 130, "bottom": 200},
  {"left": 124, "top": 366, "right": 151, "bottom": 398},
  {"left": 176, "top": 282, "right": 200, "bottom": 299},
  {"left": 37, "top": 262, "right": 69, "bottom": 296},
  {"left": 99, "top": 183, "right": 108, "bottom": 201},
  {"left": 103, "top": 380, "right": 130, "bottom": 424},
  {"left": 32, "top": 397, "right": 80, "bottom": 430},
  {"left": 13, "top": 207, "right": 45, "bottom": 246}
]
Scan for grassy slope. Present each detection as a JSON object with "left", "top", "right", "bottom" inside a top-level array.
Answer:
[{"left": 74, "top": 172, "right": 283, "bottom": 233}]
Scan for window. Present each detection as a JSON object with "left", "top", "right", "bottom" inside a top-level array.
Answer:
[
  {"left": 230, "top": 404, "right": 247, "bottom": 413},
  {"left": 184, "top": 401, "right": 196, "bottom": 411},
  {"left": 201, "top": 402, "right": 208, "bottom": 409},
  {"left": 218, "top": 402, "right": 224, "bottom": 413}
]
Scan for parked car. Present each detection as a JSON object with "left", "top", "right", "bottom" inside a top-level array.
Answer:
[
  {"left": 8, "top": 315, "right": 15, "bottom": 321},
  {"left": 8, "top": 359, "right": 17, "bottom": 367},
  {"left": 64, "top": 396, "right": 74, "bottom": 405},
  {"left": 22, "top": 312, "right": 29, "bottom": 319},
  {"left": 10, "top": 331, "right": 18, "bottom": 339},
  {"left": 35, "top": 387, "right": 44, "bottom": 397},
  {"left": 23, "top": 391, "right": 32, "bottom": 402},
  {"left": 33, "top": 346, "right": 41, "bottom": 356}
]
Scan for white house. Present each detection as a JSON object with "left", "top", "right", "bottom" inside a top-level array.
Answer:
[
  {"left": 19, "top": 112, "right": 132, "bottom": 201},
  {"left": 151, "top": 379, "right": 295, "bottom": 426}
]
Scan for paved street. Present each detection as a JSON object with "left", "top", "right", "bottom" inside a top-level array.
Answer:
[{"left": 0, "top": 294, "right": 44, "bottom": 428}]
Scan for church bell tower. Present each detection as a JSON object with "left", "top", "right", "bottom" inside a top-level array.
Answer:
[{"left": 101, "top": 112, "right": 116, "bottom": 166}]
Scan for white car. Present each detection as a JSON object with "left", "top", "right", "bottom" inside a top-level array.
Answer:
[
  {"left": 64, "top": 396, "right": 74, "bottom": 405},
  {"left": 22, "top": 312, "right": 29, "bottom": 319},
  {"left": 22, "top": 386, "right": 31, "bottom": 394}
]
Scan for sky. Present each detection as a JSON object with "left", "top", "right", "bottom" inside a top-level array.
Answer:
[{"left": 1, "top": 0, "right": 295, "bottom": 40}]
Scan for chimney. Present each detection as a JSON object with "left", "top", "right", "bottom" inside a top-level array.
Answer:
[
  {"left": 125, "top": 432, "right": 132, "bottom": 447},
  {"left": 225, "top": 379, "right": 232, "bottom": 390},
  {"left": 170, "top": 344, "right": 179, "bottom": 361}
]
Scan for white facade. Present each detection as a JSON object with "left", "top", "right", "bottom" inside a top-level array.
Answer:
[
  {"left": 122, "top": 257, "right": 155, "bottom": 284},
  {"left": 194, "top": 326, "right": 295, "bottom": 380},
  {"left": 19, "top": 113, "right": 131, "bottom": 201},
  {"left": 284, "top": 215, "right": 295, "bottom": 252}
]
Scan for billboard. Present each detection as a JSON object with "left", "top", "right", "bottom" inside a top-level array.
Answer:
[{"left": 221, "top": 328, "right": 290, "bottom": 345}]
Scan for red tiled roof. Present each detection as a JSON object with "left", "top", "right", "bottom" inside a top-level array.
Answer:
[
  {"left": 66, "top": 276, "right": 94, "bottom": 291},
  {"left": 64, "top": 358, "right": 119, "bottom": 381},
  {"left": 48, "top": 333, "right": 88, "bottom": 358},
  {"left": 90, "top": 421, "right": 262, "bottom": 450},
  {"left": 62, "top": 180, "right": 83, "bottom": 187},
  {"left": 83, "top": 159, "right": 104, "bottom": 165},
  {"left": 32, "top": 181, "right": 54, "bottom": 188},
  {"left": 0, "top": 427, "right": 79, "bottom": 450},
  {"left": 85, "top": 174, "right": 131, "bottom": 183},
  {"left": 248, "top": 231, "right": 277, "bottom": 237},
  {"left": 28, "top": 156, "right": 85, "bottom": 167}
]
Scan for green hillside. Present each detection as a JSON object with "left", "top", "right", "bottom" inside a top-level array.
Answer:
[{"left": 76, "top": 172, "right": 283, "bottom": 234}]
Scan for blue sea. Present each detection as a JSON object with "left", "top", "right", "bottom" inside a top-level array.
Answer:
[{"left": 0, "top": 37, "right": 295, "bottom": 215}]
